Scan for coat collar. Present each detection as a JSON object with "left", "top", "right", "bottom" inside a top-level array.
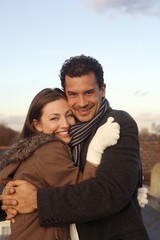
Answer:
[{"left": 0, "top": 133, "right": 61, "bottom": 170}]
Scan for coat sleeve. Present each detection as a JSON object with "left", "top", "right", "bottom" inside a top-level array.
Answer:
[
  {"left": 37, "top": 110, "right": 142, "bottom": 227},
  {"left": 0, "top": 186, "right": 7, "bottom": 221},
  {"left": 33, "top": 142, "right": 80, "bottom": 187},
  {"left": 32, "top": 141, "right": 97, "bottom": 187}
]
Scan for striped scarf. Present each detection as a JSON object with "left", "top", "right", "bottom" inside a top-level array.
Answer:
[{"left": 70, "top": 98, "right": 110, "bottom": 166}]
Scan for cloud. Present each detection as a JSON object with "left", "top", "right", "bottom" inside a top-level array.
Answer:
[
  {"left": 136, "top": 112, "right": 160, "bottom": 122},
  {"left": 0, "top": 114, "right": 25, "bottom": 131},
  {"left": 86, "top": 0, "right": 160, "bottom": 17},
  {"left": 134, "top": 112, "right": 160, "bottom": 131},
  {"left": 133, "top": 90, "right": 149, "bottom": 97}
]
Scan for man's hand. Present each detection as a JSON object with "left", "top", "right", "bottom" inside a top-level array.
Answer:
[{"left": 0, "top": 180, "right": 38, "bottom": 216}]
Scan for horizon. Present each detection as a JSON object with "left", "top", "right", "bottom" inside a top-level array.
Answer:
[{"left": 0, "top": 110, "right": 159, "bottom": 134}]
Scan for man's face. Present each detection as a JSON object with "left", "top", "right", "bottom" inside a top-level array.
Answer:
[{"left": 65, "top": 72, "right": 105, "bottom": 122}]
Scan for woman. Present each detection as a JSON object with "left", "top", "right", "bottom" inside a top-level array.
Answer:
[{"left": 0, "top": 88, "right": 120, "bottom": 240}]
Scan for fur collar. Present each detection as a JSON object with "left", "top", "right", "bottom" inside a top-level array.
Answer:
[{"left": 0, "top": 133, "right": 62, "bottom": 170}]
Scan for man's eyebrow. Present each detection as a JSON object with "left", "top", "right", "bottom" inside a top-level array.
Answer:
[
  {"left": 85, "top": 89, "right": 94, "bottom": 92},
  {"left": 67, "top": 90, "right": 76, "bottom": 94},
  {"left": 67, "top": 89, "right": 95, "bottom": 94}
]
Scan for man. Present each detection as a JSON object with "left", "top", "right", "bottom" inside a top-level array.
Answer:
[{"left": 0, "top": 55, "right": 149, "bottom": 239}]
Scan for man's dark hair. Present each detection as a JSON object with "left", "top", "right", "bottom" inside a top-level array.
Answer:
[{"left": 60, "top": 54, "right": 104, "bottom": 91}]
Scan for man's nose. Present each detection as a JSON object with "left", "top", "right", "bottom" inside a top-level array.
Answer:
[{"left": 77, "top": 95, "right": 87, "bottom": 107}]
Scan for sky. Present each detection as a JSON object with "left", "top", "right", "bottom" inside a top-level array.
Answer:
[{"left": 0, "top": 0, "right": 160, "bottom": 132}]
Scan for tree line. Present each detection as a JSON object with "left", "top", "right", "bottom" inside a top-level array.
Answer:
[{"left": 0, "top": 124, "right": 19, "bottom": 146}]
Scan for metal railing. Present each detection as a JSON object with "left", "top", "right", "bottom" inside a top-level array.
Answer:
[{"left": 0, "top": 220, "right": 11, "bottom": 239}]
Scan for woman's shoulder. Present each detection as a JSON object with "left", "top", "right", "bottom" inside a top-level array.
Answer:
[{"left": 35, "top": 135, "right": 71, "bottom": 157}]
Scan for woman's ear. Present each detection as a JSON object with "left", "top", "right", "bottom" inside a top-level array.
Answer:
[{"left": 33, "top": 119, "right": 42, "bottom": 132}]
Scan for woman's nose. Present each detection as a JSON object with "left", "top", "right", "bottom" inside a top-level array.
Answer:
[{"left": 61, "top": 118, "right": 70, "bottom": 128}]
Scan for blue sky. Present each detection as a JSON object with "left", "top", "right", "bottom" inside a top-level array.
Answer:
[{"left": 0, "top": 0, "right": 160, "bottom": 131}]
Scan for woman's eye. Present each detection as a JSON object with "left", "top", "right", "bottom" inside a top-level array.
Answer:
[
  {"left": 67, "top": 114, "right": 74, "bottom": 119},
  {"left": 50, "top": 117, "right": 58, "bottom": 121}
]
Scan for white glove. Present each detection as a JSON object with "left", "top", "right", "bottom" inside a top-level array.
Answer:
[
  {"left": 137, "top": 187, "right": 148, "bottom": 208},
  {"left": 86, "top": 117, "right": 120, "bottom": 165}
]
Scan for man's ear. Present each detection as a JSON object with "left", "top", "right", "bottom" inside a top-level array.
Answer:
[
  {"left": 33, "top": 119, "right": 42, "bottom": 132},
  {"left": 101, "top": 84, "right": 106, "bottom": 97}
]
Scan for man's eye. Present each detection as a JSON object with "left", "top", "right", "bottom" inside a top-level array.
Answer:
[
  {"left": 86, "top": 91, "right": 93, "bottom": 95},
  {"left": 68, "top": 93, "right": 76, "bottom": 97}
]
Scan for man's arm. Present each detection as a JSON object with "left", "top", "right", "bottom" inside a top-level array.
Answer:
[{"left": 0, "top": 116, "right": 120, "bottom": 220}]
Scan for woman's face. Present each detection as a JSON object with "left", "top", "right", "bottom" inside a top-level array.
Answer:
[{"left": 34, "top": 99, "right": 75, "bottom": 144}]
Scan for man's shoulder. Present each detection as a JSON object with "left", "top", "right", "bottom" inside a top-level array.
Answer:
[
  {"left": 103, "top": 108, "right": 135, "bottom": 122},
  {"left": 100, "top": 109, "right": 138, "bottom": 130}
]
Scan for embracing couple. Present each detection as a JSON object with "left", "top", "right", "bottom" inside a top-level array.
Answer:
[{"left": 0, "top": 55, "right": 149, "bottom": 240}]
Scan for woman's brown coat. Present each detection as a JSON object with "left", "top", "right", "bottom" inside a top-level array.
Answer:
[{"left": 0, "top": 133, "right": 96, "bottom": 240}]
